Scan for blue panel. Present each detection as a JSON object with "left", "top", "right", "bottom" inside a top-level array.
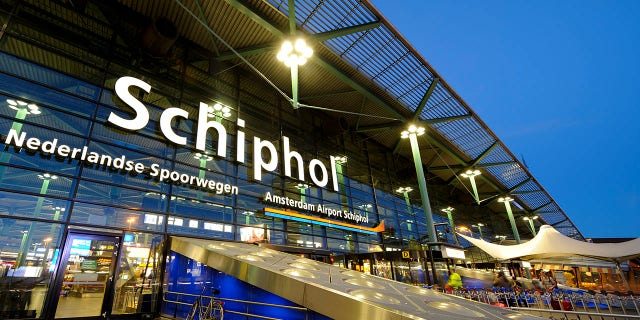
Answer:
[{"left": 162, "top": 251, "right": 332, "bottom": 320}]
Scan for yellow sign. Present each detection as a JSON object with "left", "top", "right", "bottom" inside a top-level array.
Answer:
[{"left": 402, "top": 251, "right": 410, "bottom": 259}]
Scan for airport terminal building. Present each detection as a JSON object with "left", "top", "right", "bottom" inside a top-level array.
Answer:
[{"left": 0, "top": 0, "right": 591, "bottom": 319}]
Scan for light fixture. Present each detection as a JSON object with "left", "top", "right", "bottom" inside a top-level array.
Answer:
[
  {"left": 472, "top": 223, "right": 485, "bottom": 239},
  {"left": 461, "top": 169, "right": 481, "bottom": 205},
  {"left": 7, "top": 99, "right": 41, "bottom": 115},
  {"left": 333, "top": 155, "right": 348, "bottom": 164},
  {"left": 396, "top": 186, "right": 413, "bottom": 194},
  {"left": 399, "top": 123, "right": 437, "bottom": 244},
  {"left": 296, "top": 183, "right": 309, "bottom": 190},
  {"left": 207, "top": 103, "right": 231, "bottom": 120},
  {"left": 277, "top": 39, "right": 313, "bottom": 67},
  {"left": 498, "top": 196, "right": 521, "bottom": 243},
  {"left": 37, "top": 173, "right": 58, "bottom": 180},
  {"left": 194, "top": 153, "right": 213, "bottom": 161},
  {"left": 400, "top": 124, "right": 425, "bottom": 139},
  {"left": 441, "top": 206, "right": 459, "bottom": 245},
  {"left": 523, "top": 215, "right": 539, "bottom": 236}
]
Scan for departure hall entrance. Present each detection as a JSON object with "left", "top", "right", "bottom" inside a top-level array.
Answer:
[{"left": 49, "top": 232, "right": 120, "bottom": 319}]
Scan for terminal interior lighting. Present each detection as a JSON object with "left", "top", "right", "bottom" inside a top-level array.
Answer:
[
  {"left": 277, "top": 39, "right": 313, "bottom": 67},
  {"left": 194, "top": 153, "right": 213, "bottom": 161},
  {"left": 333, "top": 155, "right": 348, "bottom": 164},
  {"left": 38, "top": 173, "right": 58, "bottom": 180},
  {"left": 7, "top": 99, "right": 41, "bottom": 115},
  {"left": 400, "top": 124, "right": 425, "bottom": 139},
  {"left": 395, "top": 186, "right": 413, "bottom": 194},
  {"left": 207, "top": 103, "right": 231, "bottom": 119}
]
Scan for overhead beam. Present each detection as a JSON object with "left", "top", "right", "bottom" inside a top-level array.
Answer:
[
  {"left": 507, "top": 177, "right": 532, "bottom": 193},
  {"left": 471, "top": 141, "right": 499, "bottom": 166},
  {"left": 354, "top": 122, "right": 404, "bottom": 133},
  {"left": 311, "top": 21, "right": 381, "bottom": 42},
  {"left": 225, "top": 0, "right": 284, "bottom": 37},
  {"left": 410, "top": 78, "right": 440, "bottom": 121},
  {"left": 216, "top": 44, "right": 275, "bottom": 61}
]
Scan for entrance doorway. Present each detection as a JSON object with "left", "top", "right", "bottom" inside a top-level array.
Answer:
[{"left": 51, "top": 232, "right": 120, "bottom": 318}]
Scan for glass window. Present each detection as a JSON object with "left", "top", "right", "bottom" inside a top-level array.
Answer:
[
  {"left": 0, "top": 190, "right": 70, "bottom": 221},
  {"left": 69, "top": 202, "right": 164, "bottom": 232},
  {"left": 0, "top": 218, "right": 63, "bottom": 318},
  {"left": 112, "top": 233, "right": 165, "bottom": 315}
]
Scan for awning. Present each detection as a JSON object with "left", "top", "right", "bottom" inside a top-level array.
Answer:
[
  {"left": 458, "top": 225, "right": 640, "bottom": 262},
  {"left": 170, "top": 237, "right": 542, "bottom": 320}
]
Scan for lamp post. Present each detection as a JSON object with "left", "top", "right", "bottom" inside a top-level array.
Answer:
[
  {"left": 396, "top": 187, "right": 414, "bottom": 232},
  {"left": 401, "top": 125, "right": 437, "bottom": 243},
  {"left": 495, "top": 235, "right": 506, "bottom": 244},
  {"left": 472, "top": 223, "right": 485, "bottom": 239},
  {"left": 333, "top": 156, "right": 348, "bottom": 207},
  {"left": 206, "top": 102, "right": 231, "bottom": 123},
  {"left": 498, "top": 196, "right": 521, "bottom": 244},
  {"left": 523, "top": 215, "right": 539, "bottom": 236},
  {"left": 15, "top": 230, "right": 30, "bottom": 268},
  {"left": 461, "top": 169, "right": 481, "bottom": 205},
  {"left": 296, "top": 183, "right": 309, "bottom": 202},
  {"left": 277, "top": 38, "right": 313, "bottom": 109},
  {"left": 1, "top": 100, "right": 41, "bottom": 180},
  {"left": 440, "top": 207, "right": 459, "bottom": 246}
]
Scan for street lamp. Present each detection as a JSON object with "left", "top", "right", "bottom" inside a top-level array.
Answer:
[
  {"left": 333, "top": 156, "right": 348, "bottom": 207},
  {"left": 495, "top": 235, "right": 506, "bottom": 244},
  {"left": 498, "top": 196, "right": 521, "bottom": 244},
  {"left": 523, "top": 215, "right": 539, "bottom": 236},
  {"left": 461, "top": 169, "right": 481, "bottom": 205},
  {"left": 127, "top": 217, "right": 136, "bottom": 230},
  {"left": 472, "top": 223, "right": 485, "bottom": 239},
  {"left": 440, "top": 207, "right": 459, "bottom": 245},
  {"left": 206, "top": 103, "right": 231, "bottom": 123},
  {"left": 0, "top": 100, "right": 41, "bottom": 180},
  {"left": 400, "top": 124, "right": 437, "bottom": 243},
  {"left": 277, "top": 38, "right": 313, "bottom": 109},
  {"left": 296, "top": 183, "right": 309, "bottom": 202}
]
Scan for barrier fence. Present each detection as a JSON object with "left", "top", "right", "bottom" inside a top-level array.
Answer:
[{"left": 443, "top": 287, "right": 640, "bottom": 320}]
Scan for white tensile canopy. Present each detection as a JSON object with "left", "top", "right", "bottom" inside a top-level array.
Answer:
[{"left": 457, "top": 225, "right": 640, "bottom": 262}]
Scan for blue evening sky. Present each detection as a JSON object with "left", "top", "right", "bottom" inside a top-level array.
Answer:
[{"left": 370, "top": 0, "right": 640, "bottom": 238}]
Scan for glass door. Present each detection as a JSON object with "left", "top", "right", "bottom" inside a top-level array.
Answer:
[{"left": 52, "top": 233, "right": 120, "bottom": 318}]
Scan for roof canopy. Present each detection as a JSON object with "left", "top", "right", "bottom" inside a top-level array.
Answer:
[{"left": 458, "top": 225, "right": 640, "bottom": 262}]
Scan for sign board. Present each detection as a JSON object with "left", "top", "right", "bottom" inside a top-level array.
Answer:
[{"left": 401, "top": 251, "right": 410, "bottom": 259}]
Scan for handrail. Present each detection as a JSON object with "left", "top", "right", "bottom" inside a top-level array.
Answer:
[
  {"left": 163, "top": 290, "right": 308, "bottom": 311},
  {"left": 162, "top": 290, "right": 310, "bottom": 319}
]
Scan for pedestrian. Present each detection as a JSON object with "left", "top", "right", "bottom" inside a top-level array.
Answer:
[{"left": 445, "top": 269, "right": 463, "bottom": 293}]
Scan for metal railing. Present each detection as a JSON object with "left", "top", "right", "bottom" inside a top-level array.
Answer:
[
  {"left": 443, "top": 287, "right": 640, "bottom": 320},
  {"left": 162, "top": 290, "right": 311, "bottom": 320}
]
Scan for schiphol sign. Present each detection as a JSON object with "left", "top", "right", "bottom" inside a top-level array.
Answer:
[{"left": 3, "top": 76, "right": 375, "bottom": 228}]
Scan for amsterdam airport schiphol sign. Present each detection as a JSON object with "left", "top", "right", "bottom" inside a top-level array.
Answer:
[{"left": 2, "top": 76, "right": 383, "bottom": 233}]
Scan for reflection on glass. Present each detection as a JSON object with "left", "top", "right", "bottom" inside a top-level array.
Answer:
[
  {"left": 112, "top": 233, "right": 164, "bottom": 315},
  {"left": 55, "top": 236, "right": 117, "bottom": 318},
  {"left": 0, "top": 219, "right": 62, "bottom": 318}
]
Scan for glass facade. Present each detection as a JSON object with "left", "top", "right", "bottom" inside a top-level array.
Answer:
[{"left": 0, "top": 2, "right": 461, "bottom": 317}]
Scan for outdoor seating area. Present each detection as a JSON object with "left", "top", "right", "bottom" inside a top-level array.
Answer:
[{"left": 442, "top": 286, "right": 640, "bottom": 319}]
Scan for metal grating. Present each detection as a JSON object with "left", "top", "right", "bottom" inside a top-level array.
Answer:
[{"left": 262, "top": 0, "right": 582, "bottom": 239}]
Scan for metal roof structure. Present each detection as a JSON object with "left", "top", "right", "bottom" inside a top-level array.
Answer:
[{"left": 0, "top": 0, "right": 583, "bottom": 241}]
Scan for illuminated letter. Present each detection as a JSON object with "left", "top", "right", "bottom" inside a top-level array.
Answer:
[
  {"left": 253, "top": 137, "right": 277, "bottom": 181},
  {"left": 160, "top": 108, "right": 188, "bottom": 145},
  {"left": 109, "top": 76, "right": 151, "bottom": 130},
  {"left": 309, "top": 159, "right": 328, "bottom": 188},
  {"left": 236, "top": 119, "right": 246, "bottom": 163},
  {"left": 282, "top": 136, "right": 304, "bottom": 181}
]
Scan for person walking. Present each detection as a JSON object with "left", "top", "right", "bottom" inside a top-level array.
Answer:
[{"left": 445, "top": 269, "right": 463, "bottom": 293}]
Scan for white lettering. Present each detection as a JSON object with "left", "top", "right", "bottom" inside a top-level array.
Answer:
[{"left": 108, "top": 76, "right": 151, "bottom": 130}]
